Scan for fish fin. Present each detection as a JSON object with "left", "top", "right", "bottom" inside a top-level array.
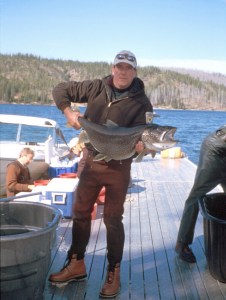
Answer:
[
  {"left": 134, "top": 150, "right": 146, "bottom": 163},
  {"left": 93, "top": 153, "right": 112, "bottom": 162},
  {"left": 78, "top": 130, "right": 89, "bottom": 144},
  {"left": 150, "top": 150, "right": 157, "bottom": 158},
  {"left": 105, "top": 119, "right": 119, "bottom": 128},
  {"left": 104, "top": 156, "right": 113, "bottom": 162}
]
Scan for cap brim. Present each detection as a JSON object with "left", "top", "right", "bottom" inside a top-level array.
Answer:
[{"left": 114, "top": 59, "right": 136, "bottom": 68}]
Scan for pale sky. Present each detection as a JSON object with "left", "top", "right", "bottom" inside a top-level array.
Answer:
[{"left": 1, "top": 0, "right": 226, "bottom": 75}]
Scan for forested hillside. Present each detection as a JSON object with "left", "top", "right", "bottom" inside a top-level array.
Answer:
[{"left": 0, "top": 53, "right": 226, "bottom": 110}]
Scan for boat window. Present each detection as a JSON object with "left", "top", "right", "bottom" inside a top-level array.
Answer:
[
  {"left": 0, "top": 123, "right": 18, "bottom": 141},
  {"left": 20, "top": 125, "right": 54, "bottom": 143},
  {"left": 0, "top": 123, "right": 54, "bottom": 144}
]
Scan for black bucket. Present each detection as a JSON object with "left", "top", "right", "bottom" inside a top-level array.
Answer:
[
  {"left": 199, "top": 193, "right": 226, "bottom": 283},
  {"left": 0, "top": 201, "right": 61, "bottom": 299}
]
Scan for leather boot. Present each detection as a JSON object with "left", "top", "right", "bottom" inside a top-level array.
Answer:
[
  {"left": 48, "top": 254, "right": 87, "bottom": 285},
  {"left": 99, "top": 264, "right": 120, "bottom": 298},
  {"left": 175, "top": 241, "right": 196, "bottom": 263}
]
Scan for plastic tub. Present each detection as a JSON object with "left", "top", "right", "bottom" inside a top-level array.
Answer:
[
  {"left": 34, "top": 179, "right": 50, "bottom": 186},
  {"left": 199, "top": 193, "right": 226, "bottom": 282},
  {"left": 59, "top": 173, "right": 77, "bottom": 178},
  {"left": 0, "top": 201, "right": 61, "bottom": 299}
]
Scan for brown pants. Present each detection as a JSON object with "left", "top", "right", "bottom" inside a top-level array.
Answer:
[{"left": 71, "top": 151, "right": 131, "bottom": 266}]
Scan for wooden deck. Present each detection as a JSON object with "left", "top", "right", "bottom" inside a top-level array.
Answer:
[{"left": 43, "top": 155, "right": 226, "bottom": 300}]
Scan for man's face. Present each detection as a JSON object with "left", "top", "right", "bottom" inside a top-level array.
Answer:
[
  {"left": 112, "top": 63, "right": 137, "bottom": 89},
  {"left": 23, "top": 154, "right": 34, "bottom": 165}
]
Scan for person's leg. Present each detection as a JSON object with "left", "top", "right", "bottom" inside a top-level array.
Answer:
[
  {"left": 177, "top": 167, "right": 220, "bottom": 245},
  {"left": 49, "top": 154, "right": 102, "bottom": 285},
  {"left": 71, "top": 173, "right": 101, "bottom": 256},
  {"left": 100, "top": 159, "right": 131, "bottom": 298},
  {"left": 103, "top": 185, "right": 128, "bottom": 267},
  {"left": 103, "top": 160, "right": 130, "bottom": 265},
  {"left": 176, "top": 135, "right": 223, "bottom": 262}
]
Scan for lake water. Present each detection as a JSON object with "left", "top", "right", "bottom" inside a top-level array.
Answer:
[{"left": 0, "top": 103, "right": 225, "bottom": 165}]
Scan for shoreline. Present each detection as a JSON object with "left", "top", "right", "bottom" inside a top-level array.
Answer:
[{"left": 0, "top": 102, "right": 225, "bottom": 112}]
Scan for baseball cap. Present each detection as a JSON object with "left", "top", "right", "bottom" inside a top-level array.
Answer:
[{"left": 113, "top": 50, "right": 137, "bottom": 69}]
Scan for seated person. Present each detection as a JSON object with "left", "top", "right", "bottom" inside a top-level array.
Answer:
[{"left": 6, "top": 147, "right": 35, "bottom": 197}]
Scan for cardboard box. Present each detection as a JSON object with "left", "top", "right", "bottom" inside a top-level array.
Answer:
[{"left": 46, "top": 178, "right": 79, "bottom": 218}]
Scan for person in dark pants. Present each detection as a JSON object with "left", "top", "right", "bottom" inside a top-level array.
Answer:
[
  {"left": 175, "top": 125, "right": 226, "bottom": 263},
  {"left": 48, "top": 50, "right": 153, "bottom": 298}
]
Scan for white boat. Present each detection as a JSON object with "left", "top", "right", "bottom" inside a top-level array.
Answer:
[{"left": 0, "top": 114, "right": 69, "bottom": 196}]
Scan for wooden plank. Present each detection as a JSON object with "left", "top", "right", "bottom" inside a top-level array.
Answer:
[
  {"left": 149, "top": 181, "right": 191, "bottom": 299},
  {"left": 120, "top": 195, "right": 132, "bottom": 299},
  {"left": 129, "top": 182, "right": 146, "bottom": 299},
  {"left": 83, "top": 213, "right": 107, "bottom": 299},
  {"left": 136, "top": 182, "right": 161, "bottom": 299},
  {"left": 44, "top": 218, "right": 74, "bottom": 299}
]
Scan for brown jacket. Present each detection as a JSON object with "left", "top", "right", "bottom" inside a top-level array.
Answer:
[
  {"left": 53, "top": 75, "right": 153, "bottom": 127},
  {"left": 6, "top": 161, "right": 32, "bottom": 197}
]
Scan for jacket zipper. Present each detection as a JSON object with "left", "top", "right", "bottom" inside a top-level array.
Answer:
[{"left": 107, "top": 96, "right": 130, "bottom": 107}]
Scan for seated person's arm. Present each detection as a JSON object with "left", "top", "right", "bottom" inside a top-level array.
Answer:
[{"left": 6, "top": 164, "right": 33, "bottom": 193}]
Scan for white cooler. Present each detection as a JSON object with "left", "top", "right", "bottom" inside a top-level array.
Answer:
[
  {"left": 16, "top": 186, "right": 51, "bottom": 205},
  {"left": 45, "top": 178, "right": 79, "bottom": 218}
]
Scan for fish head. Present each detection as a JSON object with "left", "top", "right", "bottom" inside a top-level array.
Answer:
[{"left": 141, "top": 125, "right": 178, "bottom": 151}]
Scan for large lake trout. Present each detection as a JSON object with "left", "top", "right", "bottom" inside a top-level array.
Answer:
[{"left": 78, "top": 117, "right": 178, "bottom": 162}]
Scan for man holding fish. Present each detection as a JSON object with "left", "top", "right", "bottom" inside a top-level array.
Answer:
[{"left": 49, "top": 50, "right": 176, "bottom": 298}]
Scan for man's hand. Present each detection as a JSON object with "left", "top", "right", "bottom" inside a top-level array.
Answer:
[
  {"left": 28, "top": 184, "right": 35, "bottom": 191},
  {"left": 135, "top": 141, "right": 145, "bottom": 154},
  {"left": 64, "top": 107, "right": 83, "bottom": 129},
  {"left": 135, "top": 141, "right": 157, "bottom": 158}
]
